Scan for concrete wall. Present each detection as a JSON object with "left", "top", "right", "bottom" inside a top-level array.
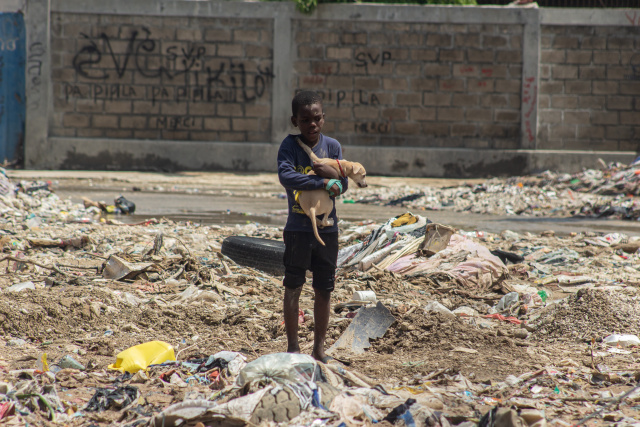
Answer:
[
  {"left": 18, "top": 1, "right": 640, "bottom": 176},
  {"left": 539, "top": 24, "right": 640, "bottom": 150}
]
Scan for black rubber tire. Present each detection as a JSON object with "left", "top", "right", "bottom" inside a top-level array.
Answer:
[
  {"left": 221, "top": 236, "right": 285, "bottom": 276},
  {"left": 249, "top": 383, "right": 339, "bottom": 425}
]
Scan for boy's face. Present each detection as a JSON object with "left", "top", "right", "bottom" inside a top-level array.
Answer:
[{"left": 291, "top": 103, "right": 324, "bottom": 145}]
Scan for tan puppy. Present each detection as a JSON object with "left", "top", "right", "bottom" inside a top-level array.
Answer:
[{"left": 295, "top": 137, "right": 368, "bottom": 246}]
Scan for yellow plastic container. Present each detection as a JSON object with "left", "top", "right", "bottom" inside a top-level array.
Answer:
[{"left": 108, "top": 341, "right": 175, "bottom": 373}]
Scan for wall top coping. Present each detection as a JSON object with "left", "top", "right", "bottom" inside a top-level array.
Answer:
[
  {"left": 50, "top": 1, "right": 640, "bottom": 27},
  {"left": 0, "top": 0, "right": 25, "bottom": 13}
]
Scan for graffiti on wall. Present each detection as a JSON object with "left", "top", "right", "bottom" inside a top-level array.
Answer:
[{"left": 63, "top": 27, "right": 274, "bottom": 110}]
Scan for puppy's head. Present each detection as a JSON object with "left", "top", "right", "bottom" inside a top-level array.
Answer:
[{"left": 347, "top": 162, "right": 368, "bottom": 188}]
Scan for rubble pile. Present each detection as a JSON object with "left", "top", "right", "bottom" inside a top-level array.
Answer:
[
  {"left": 1, "top": 170, "right": 640, "bottom": 426},
  {"left": 351, "top": 162, "right": 640, "bottom": 220}
]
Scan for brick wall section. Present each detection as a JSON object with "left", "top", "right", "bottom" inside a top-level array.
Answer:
[
  {"left": 50, "top": 13, "right": 274, "bottom": 142},
  {"left": 538, "top": 25, "right": 640, "bottom": 151},
  {"left": 293, "top": 21, "right": 523, "bottom": 149}
]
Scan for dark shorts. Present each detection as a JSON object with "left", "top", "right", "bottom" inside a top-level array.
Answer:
[{"left": 282, "top": 230, "right": 339, "bottom": 292}]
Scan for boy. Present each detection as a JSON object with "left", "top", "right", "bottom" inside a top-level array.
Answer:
[{"left": 277, "top": 90, "right": 349, "bottom": 363}]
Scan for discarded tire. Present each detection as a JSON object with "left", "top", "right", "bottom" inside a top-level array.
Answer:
[
  {"left": 250, "top": 383, "right": 340, "bottom": 425},
  {"left": 221, "top": 236, "right": 285, "bottom": 275}
]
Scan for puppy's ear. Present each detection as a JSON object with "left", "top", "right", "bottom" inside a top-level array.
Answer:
[{"left": 351, "top": 164, "right": 361, "bottom": 175}]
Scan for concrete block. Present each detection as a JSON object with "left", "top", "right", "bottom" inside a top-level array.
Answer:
[
  {"left": 62, "top": 113, "right": 90, "bottom": 128},
  {"left": 593, "top": 81, "right": 619, "bottom": 95},
  {"left": 234, "top": 29, "right": 261, "bottom": 42},
  {"left": 353, "top": 106, "right": 380, "bottom": 119},
  {"left": 452, "top": 94, "right": 478, "bottom": 107},
  {"left": 481, "top": 94, "right": 508, "bottom": 108},
  {"left": 411, "top": 78, "right": 436, "bottom": 91},
  {"left": 382, "top": 108, "right": 407, "bottom": 121},
  {"left": 409, "top": 107, "right": 436, "bottom": 121},
  {"left": 482, "top": 35, "right": 507, "bottom": 48},
  {"left": 607, "top": 96, "right": 633, "bottom": 110},
  {"left": 451, "top": 124, "right": 477, "bottom": 137},
  {"left": 423, "top": 93, "right": 451, "bottom": 107},
  {"left": 176, "top": 28, "right": 202, "bottom": 41},
  {"left": 326, "top": 47, "right": 352, "bottom": 59},
  {"left": 495, "top": 110, "right": 519, "bottom": 122},
  {"left": 566, "top": 51, "right": 592, "bottom": 64},
  {"left": 426, "top": 34, "right": 452, "bottom": 48},
  {"left": 245, "top": 104, "right": 271, "bottom": 118},
  {"left": 439, "top": 79, "right": 464, "bottom": 92},
  {"left": 620, "top": 112, "right": 640, "bottom": 125},
  {"left": 606, "top": 126, "right": 633, "bottom": 139},
  {"left": 539, "top": 109, "right": 562, "bottom": 124},
  {"left": 204, "top": 118, "right": 230, "bottom": 131},
  {"left": 564, "top": 111, "right": 590, "bottom": 125},
  {"left": 395, "top": 64, "right": 421, "bottom": 76},
  {"left": 468, "top": 49, "right": 494, "bottom": 63},
  {"left": 468, "top": 79, "right": 494, "bottom": 93},
  {"left": 593, "top": 51, "right": 620, "bottom": 65},
  {"left": 592, "top": 112, "right": 619, "bottom": 125},
  {"left": 355, "top": 77, "right": 381, "bottom": 90},
  {"left": 581, "top": 37, "right": 606, "bottom": 50},
  {"left": 466, "top": 108, "right": 492, "bottom": 122},
  {"left": 341, "top": 32, "right": 367, "bottom": 45},
  {"left": 552, "top": 65, "right": 578, "bottom": 79},
  {"left": 455, "top": 34, "right": 481, "bottom": 48},
  {"left": 548, "top": 124, "right": 576, "bottom": 139},
  {"left": 245, "top": 45, "right": 272, "bottom": 58},
  {"left": 495, "top": 79, "right": 520, "bottom": 93},
  {"left": 92, "top": 114, "right": 119, "bottom": 128},
  {"left": 496, "top": 50, "right": 522, "bottom": 63},
  {"left": 608, "top": 38, "right": 634, "bottom": 50},
  {"left": 395, "top": 122, "right": 420, "bottom": 135},
  {"left": 76, "top": 128, "right": 104, "bottom": 138},
  {"left": 422, "top": 123, "right": 450, "bottom": 137},
  {"left": 411, "top": 49, "right": 437, "bottom": 62},
  {"left": 396, "top": 93, "right": 421, "bottom": 106},
  {"left": 424, "top": 64, "right": 451, "bottom": 77},
  {"left": 579, "top": 65, "right": 606, "bottom": 80},
  {"left": 436, "top": 107, "right": 464, "bottom": 122},
  {"left": 553, "top": 36, "right": 579, "bottom": 49},
  {"left": 578, "top": 96, "right": 606, "bottom": 110},
  {"left": 551, "top": 95, "right": 578, "bottom": 109},
  {"left": 105, "top": 129, "right": 133, "bottom": 138},
  {"left": 577, "top": 125, "right": 605, "bottom": 139},
  {"left": 439, "top": 49, "right": 465, "bottom": 62},
  {"left": 565, "top": 81, "right": 591, "bottom": 94},
  {"left": 541, "top": 50, "right": 565, "bottom": 64}
]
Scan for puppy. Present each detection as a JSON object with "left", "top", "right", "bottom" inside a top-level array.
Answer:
[{"left": 295, "top": 137, "right": 368, "bottom": 246}]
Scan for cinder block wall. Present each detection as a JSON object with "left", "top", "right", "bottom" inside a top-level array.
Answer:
[
  {"left": 51, "top": 13, "right": 274, "bottom": 142},
  {"left": 294, "top": 21, "right": 523, "bottom": 149},
  {"left": 21, "top": 1, "right": 640, "bottom": 176},
  {"left": 538, "top": 25, "right": 640, "bottom": 151}
]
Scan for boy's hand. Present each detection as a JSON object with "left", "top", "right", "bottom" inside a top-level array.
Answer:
[{"left": 313, "top": 162, "right": 339, "bottom": 179}]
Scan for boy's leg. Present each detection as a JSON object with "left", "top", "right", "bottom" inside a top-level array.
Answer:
[
  {"left": 283, "top": 286, "right": 302, "bottom": 353},
  {"left": 309, "top": 232, "right": 338, "bottom": 362},
  {"left": 312, "top": 288, "right": 331, "bottom": 361},
  {"left": 282, "top": 231, "right": 312, "bottom": 354}
]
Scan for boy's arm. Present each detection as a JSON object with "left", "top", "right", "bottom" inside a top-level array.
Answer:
[
  {"left": 337, "top": 146, "right": 349, "bottom": 195},
  {"left": 277, "top": 145, "right": 325, "bottom": 191}
]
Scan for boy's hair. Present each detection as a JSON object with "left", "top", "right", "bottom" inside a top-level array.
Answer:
[{"left": 292, "top": 90, "right": 323, "bottom": 116}]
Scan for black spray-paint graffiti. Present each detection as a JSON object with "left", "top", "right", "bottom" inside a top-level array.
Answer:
[
  {"left": 354, "top": 51, "right": 392, "bottom": 74},
  {"left": 26, "top": 42, "right": 45, "bottom": 110},
  {"left": 625, "top": 53, "right": 640, "bottom": 81},
  {"left": 69, "top": 28, "right": 274, "bottom": 105},
  {"left": 72, "top": 28, "right": 205, "bottom": 80}
]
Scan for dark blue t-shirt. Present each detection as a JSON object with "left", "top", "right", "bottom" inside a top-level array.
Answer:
[{"left": 277, "top": 134, "right": 349, "bottom": 233}]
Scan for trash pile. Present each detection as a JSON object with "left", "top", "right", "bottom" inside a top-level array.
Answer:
[
  {"left": 350, "top": 161, "right": 640, "bottom": 220},
  {"left": 1, "top": 171, "right": 640, "bottom": 425}
]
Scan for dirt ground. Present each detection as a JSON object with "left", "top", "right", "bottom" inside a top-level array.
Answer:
[{"left": 1, "top": 170, "right": 640, "bottom": 426}]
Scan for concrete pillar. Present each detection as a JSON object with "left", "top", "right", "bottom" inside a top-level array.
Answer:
[
  {"left": 271, "top": 4, "right": 295, "bottom": 144},
  {"left": 520, "top": 8, "right": 540, "bottom": 150},
  {"left": 24, "top": 0, "right": 51, "bottom": 167}
]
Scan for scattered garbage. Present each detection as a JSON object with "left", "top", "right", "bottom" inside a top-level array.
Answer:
[
  {"left": 108, "top": 341, "right": 176, "bottom": 373},
  {"left": 1, "top": 169, "right": 640, "bottom": 425}
]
